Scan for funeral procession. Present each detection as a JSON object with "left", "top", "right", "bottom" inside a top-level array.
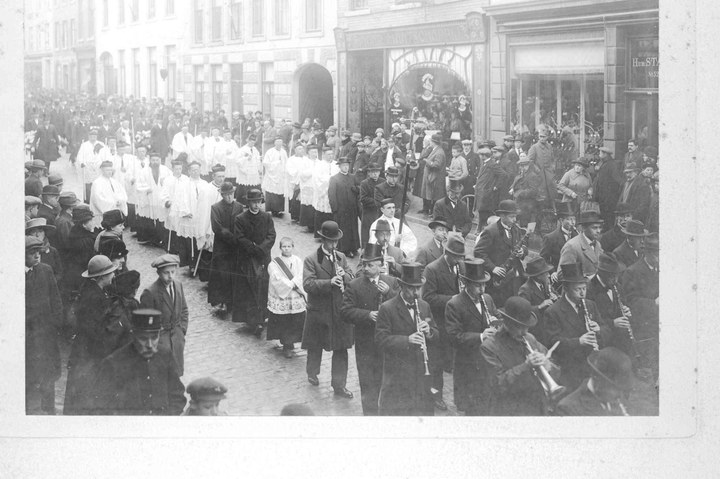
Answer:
[{"left": 22, "top": 0, "right": 659, "bottom": 417}]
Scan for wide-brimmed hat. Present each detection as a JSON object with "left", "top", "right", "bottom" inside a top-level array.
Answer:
[
  {"left": 397, "top": 262, "right": 425, "bottom": 286},
  {"left": 498, "top": 296, "right": 537, "bottom": 328},
  {"left": 372, "top": 219, "right": 392, "bottom": 233},
  {"left": 244, "top": 188, "right": 264, "bottom": 201},
  {"left": 336, "top": 156, "right": 351, "bottom": 165},
  {"left": 317, "top": 221, "right": 343, "bottom": 241},
  {"left": 220, "top": 182, "right": 236, "bottom": 194},
  {"left": 186, "top": 377, "right": 228, "bottom": 402},
  {"left": 58, "top": 191, "right": 80, "bottom": 207},
  {"left": 99, "top": 238, "right": 129, "bottom": 260},
  {"left": 597, "top": 252, "right": 622, "bottom": 274},
  {"left": 82, "top": 255, "right": 119, "bottom": 278},
  {"left": 614, "top": 202, "right": 633, "bottom": 215},
  {"left": 42, "top": 185, "right": 60, "bottom": 196},
  {"left": 151, "top": 254, "right": 180, "bottom": 269},
  {"left": 525, "top": 257, "right": 553, "bottom": 277},
  {"left": 443, "top": 233, "right": 465, "bottom": 256},
  {"left": 572, "top": 157, "right": 590, "bottom": 168},
  {"left": 29, "top": 159, "right": 47, "bottom": 170},
  {"left": 366, "top": 163, "right": 382, "bottom": 171},
  {"left": 555, "top": 201, "right": 576, "bottom": 217},
  {"left": 644, "top": 233, "right": 659, "bottom": 251},
  {"left": 577, "top": 211, "right": 604, "bottom": 225},
  {"left": 428, "top": 216, "right": 450, "bottom": 231},
  {"left": 25, "top": 217, "right": 56, "bottom": 233},
  {"left": 361, "top": 243, "right": 384, "bottom": 262},
  {"left": 620, "top": 219, "right": 649, "bottom": 236},
  {"left": 25, "top": 235, "right": 44, "bottom": 252},
  {"left": 559, "top": 263, "right": 588, "bottom": 283},
  {"left": 101, "top": 209, "right": 125, "bottom": 229},
  {"left": 130, "top": 308, "right": 163, "bottom": 332},
  {"left": 72, "top": 208, "right": 94, "bottom": 223},
  {"left": 459, "top": 259, "right": 491, "bottom": 283},
  {"left": 587, "top": 347, "right": 637, "bottom": 391},
  {"left": 495, "top": 200, "right": 520, "bottom": 214},
  {"left": 431, "top": 133, "right": 443, "bottom": 144}
]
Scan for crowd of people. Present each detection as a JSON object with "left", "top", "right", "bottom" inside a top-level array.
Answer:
[{"left": 24, "top": 89, "right": 659, "bottom": 416}]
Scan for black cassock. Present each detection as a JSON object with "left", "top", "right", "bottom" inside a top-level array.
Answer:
[
  {"left": 328, "top": 172, "right": 360, "bottom": 253},
  {"left": 208, "top": 199, "right": 243, "bottom": 306}
]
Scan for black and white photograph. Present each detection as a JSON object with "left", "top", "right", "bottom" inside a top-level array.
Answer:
[{"left": 2, "top": 0, "right": 715, "bottom": 476}]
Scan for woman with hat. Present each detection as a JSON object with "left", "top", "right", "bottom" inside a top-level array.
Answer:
[
  {"left": 375, "top": 262, "right": 439, "bottom": 416},
  {"left": 446, "top": 259, "right": 500, "bottom": 415},
  {"left": 419, "top": 132, "right": 447, "bottom": 216},
  {"left": 557, "top": 157, "right": 593, "bottom": 206},
  {"left": 480, "top": 296, "right": 561, "bottom": 416},
  {"left": 26, "top": 218, "right": 63, "bottom": 283},
  {"left": 63, "top": 207, "right": 98, "bottom": 301},
  {"left": 94, "top": 209, "right": 126, "bottom": 253},
  {"left": 98, "top": 238, "right": 130, "bottom": 274},
  {"left": 64, "top": 255, "right": 119, "bottom": 415},
  {"left": 104, "top": 270, "right": 142, "bottom": 355}
]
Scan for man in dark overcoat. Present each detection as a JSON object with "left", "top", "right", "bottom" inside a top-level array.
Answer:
[
  {"left": 341, "top": 244, "right": 399, "bottom": 415},
  {"left": 414, "top": 217, "right": 448, "bottom": 267},
  {"left": 150, "top": 116, "right": 170, "bottom": 160},
  {"left": 140, "top": 254, "right": 189, "bottom": 376},
  {"left": 301, "top": 221, "right": 355, "bottom": 398},
  {"left": 208, "top": 181, "right": 243, "bottom": 314},
  {"left": 432, "top": 179, "right": 471, "bottom": 237},
  {"left": 374, "top": 166, "right": 408, "bottom": 219},
  {"left": 517, "top": 256, "right": 557, "bottom": 345},
  {"left": 375, "top": 262, "right": 438, "bottom": 416},
  {"left": 419, "top": 133, "right": 446, "bottom": 215},
  {"left": 33, "top": 117, "right": 61, "bottom": 170},
  {"left": 359, "top": 164, "right": 382, "bottom": 245},
  {"left": 599, "top": 202, "right": 632, "bottom": 253},
  {"left": 25, "top": 236, "right": 63, "bottom": 414},
  {"left": 92, "top": 309, "right": 187, "bottom": 415},
  {"left": 612, "top": 219, "right": 648, "bottom": 271},
  {"left": 232, "top": 188, "right": 276, "bottom": 336},
  {"left": 422, "top": 233, "right": 466, "bottom": 410},
  {"left": 592, "top": 147, "right": 624, "bottom": 228},
  {"left": 25, "top": 160, "right": 46, "bottom": 197},
  {"left": 509, "top": 154, "right": 542, "bottom": 227},
  {"left": 328, "top": 156, "right": 360, "bottom": 257},
  {"left": 617, "top": 161, "right": 652, "bottom": 222},
  {"left": 474, "top": 147, "right": 509, "bottom": 228},
  {"left": 445, "top": 259, "right": 499, "bottom": 415},
  {"left": 540, "top": 201, "right": 577, "bottom": 272}
]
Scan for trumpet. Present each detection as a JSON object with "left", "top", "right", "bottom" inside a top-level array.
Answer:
[
  {"left": 613, "top": 285, "right": 641, "bottom": 361},
  {"left": 581, "top": 299, "right": 599, "bottom": 351},
  {"left": 414, "top": 299, "right": 431, "bottom": 376},
  {"left": 522, "top": 337, "right": 566, "bottom": 402}
]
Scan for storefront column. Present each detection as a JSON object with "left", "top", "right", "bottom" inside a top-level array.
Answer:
[{"left": 604, "top": 25, "right": 627, "bottom": 158}]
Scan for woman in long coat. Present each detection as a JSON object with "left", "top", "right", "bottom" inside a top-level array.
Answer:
[
  {"left": 33, "top": 118, "right": 61, "bottom": 169},
  {"left": 63, "top": 208, "right": 98, "bottom": 300}
]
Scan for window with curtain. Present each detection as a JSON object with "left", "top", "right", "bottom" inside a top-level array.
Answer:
[
  {"left": 229, "top": 0, "right": 242, "bottom": 40},
  {"left": 131, "top": 0, "right": 139, "bottom": 22},
  {"left": 70, "top": 19, "right": 75, "bottom": 45},
  {"left": 212, "top": 65, "right": 223, "bottom": 111},
  {"left": 274, "top": 0, "right": 289, "bottom": 36},
  {"left": 194, "top": 0, "right": 204, "bottom": 43},
  {"left": 118, "top": 0, "right": 125, "bottom": 24},
  {"left": 211, "top": 0, "right": 222, "bottom": 41},
  {"left": 102, "top": 0, "right": 109, "bottom": 27},
  {"left": 132, "top": 49, "right": 140, "bottom": 97},
  {"left": 305, "top": 0, "right": 321, "bottom": 32},
  {"left": 252, "top": 0, "right": 264, "bottom": 37}
]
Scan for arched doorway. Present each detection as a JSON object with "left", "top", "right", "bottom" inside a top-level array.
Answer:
[
  {"left": 295, "top": 63, "right": 333, "bottom": 129},
  {"left": 99, "top": 52, "right": 116, "bottom": 95}
]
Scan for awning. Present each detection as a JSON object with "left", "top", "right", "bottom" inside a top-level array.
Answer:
[{"left": 513, "top": 42, "right": 605, "bottom": 75}]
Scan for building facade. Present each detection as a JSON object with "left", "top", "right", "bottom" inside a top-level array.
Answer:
[
  {"left": 24, "top": 0, "right": 55, "bottom": 91},
  {"left": 485, "top": 0, "right": 659, "bottom": 157}
]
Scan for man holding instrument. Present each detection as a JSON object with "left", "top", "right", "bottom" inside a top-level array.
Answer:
[{"left": 480, "top": 296, "right": 561, "bottom": 416}]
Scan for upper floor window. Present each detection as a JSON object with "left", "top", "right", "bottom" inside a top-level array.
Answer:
[
  {"left": 251, "top": 0, "right": 264, "bottom": 37},
  {"left": 349, "top": 0, "right": 368, "bottom": 10},
  {"left": 229, "top": 0, "right": 242, "bottom": 40},
  {"left": 274, "top": 0, "right": 289, "bottom": 36},
  {"left": 305, "top": 0, "right": 321, "bottom": 32}
]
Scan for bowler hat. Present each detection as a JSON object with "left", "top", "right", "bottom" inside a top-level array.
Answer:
[
  {"left": 614, "top": 202, "right": 633, "bottom": 215},
  {"left": 443, "top": 233, "right": 466, "bottom": 256},
  {"left": 59, "top": 192, "right": 80, "bottom": 207},
  {"left": 82, "top": 255, "right": 119, "bottom": 278},
  {"left": 459, "top": 258, "right": 491, "bottom": 283},
  {"left": 151, "top": 254, "right": 181, "bottom": 269},
  {"left": 498, "top": 296, "right": 537, "bottom": 328},
  {"left": 244, "top": 188, "right": 264, "bottom": 201},
  {"left": 187, "top": 377, "right": 228, "bottom": 401},
  {"left": 644, "top": 233, "right": 659, "bottom": 251},
  {"left": 428, "top": 216, "right": 450, "bottom": 231},
  {"left": 624, "top": 161, "right": 640, "bottom": 172},
  {"left": 373, "top": 219, "right": 392, "bottom": 233},
  {"left": 572, "top": 157, "right": 590, "bottom": 168},
  {"left": 587, "top": 347, "right": 636, "bottom": 391},
  {"left": 525, "top": 256, "right": 553, "bottom": 277},
  {"left": 559, "top": 263, "right": 588, "bottom": 283},
  {"left": 29, "top": 159, "right": 47, "bottom": 170},
  {"left": 317, "top": 220, "right": 343, "bottom": 241},
  {"left": 113, "top": 270, "right": 141, "bottom": 296},
  {"left": 555, "top": 201, "right": 576, "bottom": 217},
  {"left": 72, "top": 208, "right": 94, "bottom": 223},
  {"left": 397, "top": 262, "right": 425, "bottom": 286},
  {"left": 361, "top": 243, "right": 384, "bottom": 262},
  {"left": 386, "top": 166, "right": 400, "bottom": 176},
  {"left": 447, "top": 178, "right": 463, "bottom": 192},
  {"left": 99, "top": 238, "right": 129, "bottom": 260},
  {"left": 431, "top": 133, "right": 443, "bottom": 144},
  {"left": 577, "top": 210, "right": 604, "bottom": 225},
  {"left": 42, "top": 185, "right": 60, "bottom": 196},
  {"left": 130, "top": 308, "right": 163, "bottom": 332},
  {"left": 25, "top": 235, "right": 44, "bottom": 252},
  {"left": 495, "top": 199, "right": 520, "bottom": 214},
  {"left": 101, "top": 209, "right": 125, "bottom": 229},
  {"left": 620, "top": 219, "right": 649, "bottom": 237},
  {"left": 597, "top": 252, "right": 621, "bottom": 274},
  {"left": 220, "top": 182, "right": 236, "bottom": 194},
  {"left": 25, "top": 217, "right": 56, "bottom": 233}
]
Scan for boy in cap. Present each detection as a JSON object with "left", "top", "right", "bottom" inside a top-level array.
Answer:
[
  {"left": 92, "top": 309, "right": 187, "bottom": 415},
  {"left": 24, "top": 160, "right": 46, "bottom": 197},
  {"left": 140, "top": 254, "right": 189, "bottom": 376},
  {"left": 25, "top": 196, "right": 42, "bottom": 222},
  {"left": 183, "top": 377, "right": 228, "bottom": 416}
]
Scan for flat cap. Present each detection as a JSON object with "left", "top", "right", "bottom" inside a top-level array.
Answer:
[
  {"left": 150, "top": 254, "right": 180, "bottom": 269},
  {"left": 25, "top": 235, "right": 44, "bottom": 251},
  {"left": 25, "top": 196, "right": 42, "bottom": 206},
  {"left": 187, "top": 377, "right": 228, "bottom": 401}
]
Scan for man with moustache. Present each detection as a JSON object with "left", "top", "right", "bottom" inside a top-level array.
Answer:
[
  {"left": 540, "top": 201, "right": 577, "bottom": 272},
  {"left": 559, "top": 210, "right": 605, "bottom": 278},
  {"left": 599, "top": 202, "right": 633, "bottom": 253}
]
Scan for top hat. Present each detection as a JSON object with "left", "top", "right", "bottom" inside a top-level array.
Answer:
[
  {"left": 587, "top": 347, "right": 636, "bottom": 391},
  {"left": 447, "top": 178, "right": 463, "bottom": 192},
  {"left": 397, "top": 262, "right": 425, "bottom": 286},
  {"left": 99, "top": 238, "right": 129, "bottom": 260},
  {"left": 644, "top": 233, "right": 659, "bottom": 251},
  {"left": 373, "top": 219, "right": 392, "bottom": 233},
  {"left": 620, "top": 219, "right": 649, "bottom": 236},
  {"left": 361, "top": 243, "right": 384, "bottom": 262},
  {"left": 577, "top": 210, "right": 604, "bottom": 225},
  {"left": 130, "top": 308, "right": 163, "bottom": 332},
  {"left": 597, "top": 252, "right": 622, "bottom": 274},
  {"left": 29, "top": 159, "right": 47, "bottom": 170},
  {"left": 431, "top": 133, "right": 443, "bottom": 144},
  {"left": 554, "top": 201, "right": 576, "bottom": 217},
  {"left": 498, "top": 296, "right": 538, "bottom": 328},
  {"left": 495, "top": 199, "right": 520, "bottom": 214},
  {"left": 559, "top": 263, "right": 588, "bottom": 283},
  {"left": 58, "top": 191, "right": 80, "bottom": 207},
  {"left": 220, "top": 182, "right": 236, "bottom": 194},
  {"left": 42, "top": 185, "right": 60, "bottom": 196},
  {"left": 25, "top": 235, "right": 44, "bottom": 252},
  {"left": 101, "top": 209, "right": 125, "bottom": 229},
  {"left": 386, "top": 166, "right": 400, "bottom": 176},
  {"left": 572, "top": 157, "right": 591, "bottom": 168},
  {"left": 336, "top": 156, "right": 351, "bottom": 165},
  {"left": 112, "top": 269, "right": 141, "bottom": 296},
  {"left": 72, "top": 208, "right": 94, "bottom": 223},
  {"left": 186, "top": 377, "right": 228, "bottom": 402},
  {"left": 25, "top": 217, "right": 56, "bottom": 233},
  {"left": 525, "top": 256, "right": 553, "bottom": 277},
  {"left": 317, "top": 221, "right": 343, "bottom": 241},
  {"left": 459, "top": 258, "right": 491, "bottom": 283},
  {"left": 428, "top": 216, "right": 450, "bottom": 231},
  {"left": 614, "top": 202, "right": 633, "bottom": 215},
  {"left": 82, "top": 255, "right": 119, "bottom": 278},
  {"left": 443, "top": 233, "right": 466, "bottom": 256},
  {"left": 244, "top": 188, "right": 264, "bottom": 201}
]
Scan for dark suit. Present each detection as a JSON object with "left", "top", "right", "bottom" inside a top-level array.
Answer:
[
  {"left": 544, "top": 296, "right": 613, "bottom": 390},
  {"left": 140, "top": 278, "right": 189, "bottom": 376},
  {"left": 586, "top": 276, "right": 633, "bottom": 356},
  {"left": 359, "top": 176, "right": 381, "bottom": 244},
  {"left": 559, "top": 232, "right": 604, "bottom": 277},
  {"left": 432, "top": 197, "right": 471, "bottom": 237},
  {"left": 556, "top": 379, "right": 625, "bottom": 416},
  {"left": 25, "top": 175, "right": 43, "bottom": 197},
  {"left": 621, "top": 259, "right": 659, "bottom": 378},
  {"left": 599, "top": 225, "right": 625, "bottom": 253},
  {"left": 540, "top": 226, "right": 576, "bottom": 270},
  {"left": 613, "top": 240, "right": 642, "bottom": 270},
  {"left": 445, "top": 291, "right": 497, "bottom": 415},
  {"left": 341, "top": 274, "right": 399, "bottom": 415},
  {"left": 374, "top": 180, "right": 408, "bottom": 218},
  {"left": 208, "top": 200, "right": 243, "bottom": 306},
  {"left": 517, "top": 278, "right": 553, "bottom": 344},
  {"left": 618, "top": 174, "right": 652, "bottom": 222},
  {"left": 414, "top": 238, "right": 443, "bottom": 267},
  {"left": 92, "top": 343, "right": 187, "bottom": 415},
  {"left": 375, "top": 295, "right": 438, "bottom": 416},
  {"left": 593, "top": 159, "right": 624, "bottom": 225},
  {"left": 474, "top": 218, "right": 527, "bottom": 305}
]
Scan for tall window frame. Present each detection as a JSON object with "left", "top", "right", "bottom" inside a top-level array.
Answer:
[
  {"left": 148, "top": 46, "right": 157, "bottom": 97},
  {"left": 194, "top": 0, "right": 204, "bottom": 43},
  {"left": 251, "top": 0, "right": 264, "bottom": 37},
  {"left": 211, "top": 0, "right": 222, "bottom": 41},
  {"left": 229, "top": 0, "right": 242, "bottom": 41},
  {"left": 273, "top": 0, "right": 289, "bottom": 36},
  {"left": 305, "top": 0, "right": 321, "bottom": 33}
]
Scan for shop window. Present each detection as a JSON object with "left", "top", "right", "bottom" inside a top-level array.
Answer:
[
  {"left": 350, "top": 0, "right": 368, "bottom": 10},
  {"left": 628, "top": 95, "right": 658, "bottom": 150},
  {"left": 628, "top": 37, "right": 659, "bottom": 90}
]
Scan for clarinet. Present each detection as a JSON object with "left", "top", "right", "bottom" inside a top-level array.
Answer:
[
  {"left": 478, "top": 293, "right": 501, "bottom": 328},
  {"left": 613, "top": 285, "right": 641, "bottom": 361},
  {"left": 414, "top": 299, "right": 431, "bottom": 376},
  {"left": 581, "top": 299, "right": 599, "bottom": 351}
]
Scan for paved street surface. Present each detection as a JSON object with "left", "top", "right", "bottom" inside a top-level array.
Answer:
[{"left": 46, "top": 154, "right": 462, "bottom": 416}]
